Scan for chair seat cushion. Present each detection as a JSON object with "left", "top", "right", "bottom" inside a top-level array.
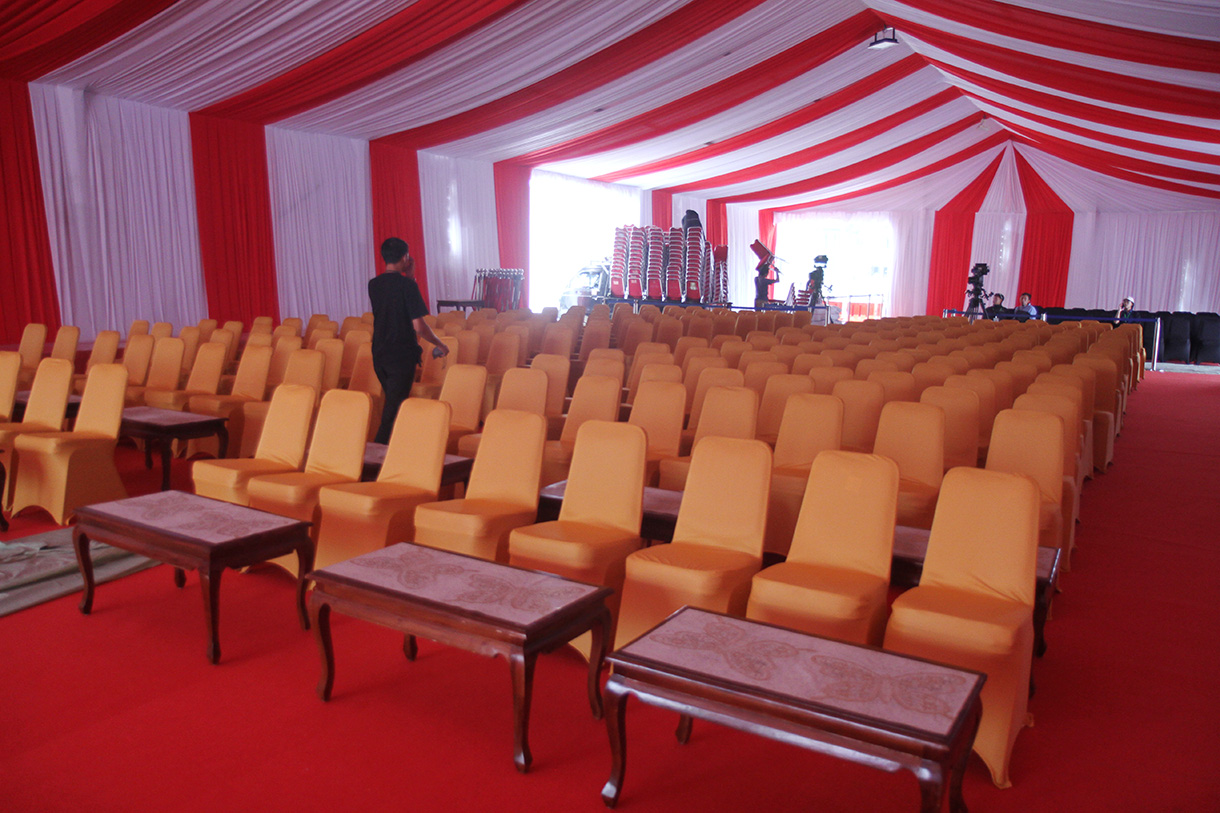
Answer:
[
  {"left": 415, "top": 499, "right": 535, "bottom": 538},
  {"left": 192, "top": 459, "right": 297, "bottom": 505},
  {"left": 750, "top": 561, "right": 888, "bottom": 621},
  {"left": 626, "top": 542, "right": 758, "bottom": 600},
  {"left": 248, "top": 472, "right": 351, "bottom": 515},
  {"left": 318, "top": 481, "right": 434, "bottom": 514},
  {"left": 14, "top": 432, "right": 113, "bottom": 454},
  {"left": 888, "top": 587, "right": 1031, "bottom": 655},
  {"left": 509, "top": 521, "right": 641, "bottom": 570}
]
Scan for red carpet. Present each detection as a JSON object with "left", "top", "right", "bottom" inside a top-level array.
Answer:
[{"left": 2, "top": 374, "right": 1219, "bottom": 811}]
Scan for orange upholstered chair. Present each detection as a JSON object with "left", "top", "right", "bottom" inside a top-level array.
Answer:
[
  {"left": 438, "top": 363, "right": 489, "bottom": 454},
  {"left": 125, "top": 336, "right": 184, "bottom": 406},
  {"left": 264, "top": 335, "right": 304, "bottom": 397},
  {"left": 187, "top": 344, "right": 274, "bottom": 458},
  {"left": 49, "top": 325, "right": 80, "bottom": 365},
  {"left": 615, "top": 436, "right": 772, "bottom": 648},
  {"left": 920, "top": 385, "right": 980, "bottom": 470},
  {"left": 755, "top": 374, "right": 814, "bottom": 446},
  {"left": 540, "top": 374, "right": 620, "bottom": 486},
  {"left": 413, "top": 409, "right": 547, "bottom": 562},
  {"left": 987, "top": 408, "right": 1068, "bottom": 566},
  {"left": 192, "top": 383, "right": 316, "bottom": 506},
  {"left": 530, "top": 353, "right": 571, "bottom": 419},
  {"left": 968, "top": 368, "right": 1015, "bottom": 412},
  {"left": 411, "top": 336, "right": 457, "bottom": 399},
  {"left": 148, "top": 321, "right": 172, "bottom": 340},
  {"left": 71, "top": 330, "right": 121, "bottom": 394},
  {"left": 238, "top": 349, "right": 325, "bottom": 457},
  {"left": 884, "top": 467, "right": 1040, "bottom": 789},
  {"left": 1072, "top": 354, "right": 1119, "bottom": 470},
  {"left": 509, "top": 420, "right": 646, "bottom": 643},
  {"left": 457, "top": 367, "right": 547, "bottom": 457},
  {"left": 659, "top": 385, "right": 758, "bottom": 491},
  {"left": 14, "top": 323, "right": 48, "bottom": 389},
  {"left": 911, "top": 361, "right": 952, "bottom": 395},
  {"left": 0, "top": 352, "right": 19, "bottom": 423},
  {"left": 315, "top": 337, "right": 345, "bottom": 392},
  {"left": 808, "top": 365, "right": 853, "bottom": 395},
  {"left": 143, "top": 341, "right": 227, "bottom": 411},
  {"left": 833, "top": 379, "right": 884, "bottom": 454},
  {"left": 627, "top": 379, "right": 685, "bottom": 483},
  {"left": 247, "top": 389, "right": 372, "bottom": 553},
  {"left": 994, "top": 360, "right": 1038, "bottom": 398},
  {"left": 681, "top": 365, "right": 741, "bottom": 447},
  {"left": 763, "top": 393, "right": 843, "bottom": 556},
  {"left": 873, "top": 401, "right": 944, "bottom": 530},
  {"left": 8, "top": 364, "right": 128, "bottom": 525},
  {"left": 130, "top": 318, "right": 153, "bottom": 339},
  {"left": 945, "top": 373, "right": 997, "bottom": 465},
  {"left": 0, "top": 358, "right": 73, "bottom": 512},
  {"left": 749, "top": 450, "right": 899, "bottom": 645},
  {"left": 868, "top": 370, "right": 918, "bottom": 403},
  {"left": 312, "top": 398, "right": 451, "bottom": 570},
  {"left": 118, "top": 332, "right": 156, "bottom": 394}
]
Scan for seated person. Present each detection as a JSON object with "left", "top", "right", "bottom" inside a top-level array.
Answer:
[
  {"left": 1014, "top": 291, "right": 1038, "bottom": 318},
  {"left": 984, "top": 293, "right": 1008, "bottom": 319},
  {"left": 1115, "top": 296, "right": 1135, "bottom": 322}
]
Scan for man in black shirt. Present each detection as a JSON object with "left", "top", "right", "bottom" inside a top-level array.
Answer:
[
  {"left": 984, "top": 293, "right": 1007, "bottom": 319},
  {"left": 368, "top": 237, "right": 448, "bottom": 444}
]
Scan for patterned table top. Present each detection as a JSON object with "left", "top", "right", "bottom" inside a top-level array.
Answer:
[
  {"left": 316, "top": 542, "right": 603, "bottom": 629},
  {"left": 122, "top": 406, "right": 225, "bottom": 428},
  {"left": 619, "top": 608, "right": 981, "bottom": 738},
  {"left": 78, "top": 491, "right": 303, "bottom": 544}
]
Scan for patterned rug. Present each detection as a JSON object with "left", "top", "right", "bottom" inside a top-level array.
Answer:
[{"left": 0, "top": 529, "right": 156, "bottom": 618}]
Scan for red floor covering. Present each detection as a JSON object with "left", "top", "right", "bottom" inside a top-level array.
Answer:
[{"left": 2, "top": 373, "right": 1219, "bottom": 811}]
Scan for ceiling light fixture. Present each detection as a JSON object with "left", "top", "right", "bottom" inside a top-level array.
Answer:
[{"left": 868, "top": 27, "right": 899, "bottom": 49}]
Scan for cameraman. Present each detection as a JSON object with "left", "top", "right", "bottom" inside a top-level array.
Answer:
[{"left": 984, "top": 293, "right": 1007, "bottom": 319}]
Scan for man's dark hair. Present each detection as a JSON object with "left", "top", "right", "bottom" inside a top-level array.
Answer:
[
  {"left": 1020, "top": 291, "right": 1032, "bottom": 299},
  {"left": 993, "top": 293, "right": 1005, "bottom": 302},
  {"left": 380, "top": 237, "right": 409, "bottom": 264}
]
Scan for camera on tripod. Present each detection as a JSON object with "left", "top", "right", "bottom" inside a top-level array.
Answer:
[
  {"left": 967, "top": 262, "right": 989, "bottom": 290},
  {"left": 964, "top": 262, "right": 991, "bottom": 320}
]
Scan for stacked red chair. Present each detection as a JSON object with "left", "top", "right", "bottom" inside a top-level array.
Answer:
[
  {"left": 684, "top": 226, "right": 704, "bottom": 303},
  {"left": 609, "top": 227, "right": 628, "bottom": 298},
  {"left": 665, "top": 227, "right": 684, "bottom": 301},
  {"left": 626, "top": 226, "right": 646, "bottom": 300},
  {"left": 711, "top": 245, "right": 730, "bottom": 306},
  {"left": 645, "top": 226, "right": 665, "bottom": 300}
]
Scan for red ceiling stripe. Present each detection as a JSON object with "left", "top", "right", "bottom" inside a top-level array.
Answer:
[
  {"left": 885, "top": 0, "right": 1220, "bottom": 72},
  {"left": 768, "top": 130, "right": 1008, "bottom": 212},
  {"left": 891, "top": 15, "right": 1220, "bottom": 120},
  {"left": 512, "top": 11, "right": 881, "bottom": 167},
  {"left": 925, "top": 150, "right": 1006, "bottom": 315},
  {"left": 0, "top": 0, "right": 176, "bottom": 81},
  {"left": 376, "top": 0, "right": 771, "bottom": 151},
  {"left": 1014, "top": 149, "right": 1073, "bottom": 308},
  {"left": 667, "top": 88, "right": 961, "bottom": 193},
  {"left": 1011, "top": 135, "right": 1220, "bottom": 200},
  {"left": 595, "top": 54, "right": 928, "bottom": 183},
  {"left": 717, "top": 111, "right": 986, "bottom": 204},
  {"left": 200, "top": 0, "right": 526, "bottom": 123}
]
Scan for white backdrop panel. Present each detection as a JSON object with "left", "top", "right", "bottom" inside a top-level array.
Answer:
[{"left": 418, "top": 151, "right": 502, "bottom": 309}]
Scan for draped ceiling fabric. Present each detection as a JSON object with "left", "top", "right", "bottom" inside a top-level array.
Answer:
[{"left": 0, "top": 0, "right": 1216, "bottom": 340}]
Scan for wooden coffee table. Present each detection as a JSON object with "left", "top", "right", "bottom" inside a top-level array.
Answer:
[
  {"left": 538, "top": 480, "right": 682, "bottom": 542},
  {"left": 602, "top": 607, "right": 984, "bottom": 811},
  {"left": 308, "top": 542, "right": 613, "bottom": 772},
  {"left": 121, "top": 407, "right": 229, "bottom": 490},
  {"left": 73, "top": 491, "right": 313, "bottom": 664},
  {"left": 361, "top": 442, "right": 473, "bottom": 486},
  {"left": 12, "top": 390, "right": 82, "bottom": 422}
]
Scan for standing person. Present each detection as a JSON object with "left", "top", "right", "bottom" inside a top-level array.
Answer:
[
  {"left": 1015, "top": 291, "right": 1038, "bottom": 318},
  {"left": 754, "top": 263, "right": 778, "bottom": 311},
  {"left": 368, "top": 237, "right": 449, "bottom": 444}
]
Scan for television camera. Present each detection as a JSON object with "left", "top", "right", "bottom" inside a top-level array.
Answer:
[{"left": 964, "top": 262, "right": 991, "bottom": 319}]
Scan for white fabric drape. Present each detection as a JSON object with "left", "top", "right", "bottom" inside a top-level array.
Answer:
[
  {"left": 417, "top": 151, "right": 502, "bottom": 309},
  {"left": 726, "top": 203, "right": 762, "bottom": 306},
  {"left": 266, "top": 126, "right": 375, "bottom": 321},
  {"left": 29, "top": 84, "right": 208, "bottom": 339},
  {"left": 971, "top": 147, "right": 1026, "bottom": 302}
]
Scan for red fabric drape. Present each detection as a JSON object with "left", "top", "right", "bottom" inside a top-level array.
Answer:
[
  {"left": 378, "top": 0, "right": 769, "bottom": 151},
  {"left": 1014, "top": 151, "right": 1073, "bottom": 308},
  {"left": 493, "top": 161, "right": 531, "bottom": 306},
  {"left": 924, "top": 152, "right": 1004, "bottom": 316},
  {"left": 758, "top": 210, "right": 775, "bottom": 251},
  {"left": 705, "top": 200, "right": 728, "bottom": 247},
  {"left": 369, "top": 142, "right": 430, "bottom": 306},
  {"left": 0, "top": 78, "right": 60, "bottom": 343},
  {"left": 596, "top": 56, "right": 927, "bottom": 184},
  {"left": 199, "top": 0, "right": 525, "bottom": 123},
  {"left": 513, "top": 12, "right": 879, "bottom": 167},
  {"left": 721, "top": 112, "right": 985, "bottom": 204},
  {"left": 651, "top": 190, "right": 673, "bottom": 230},
  {"left": 189, "top": 114, "right": 280, "bottom": 324}
]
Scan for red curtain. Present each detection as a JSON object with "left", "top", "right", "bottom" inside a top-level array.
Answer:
[
  {"left": 704, "top": 200, "right": 728, "bottom": 247},
  {"left": 758, "top": 210, "right": 776, "bottom": 251},
  {"left": 369, "top": 142, "right": 430, "bottom": 305},
  {"left": 1014, "top": 151, "right": 1073, "bottom": 308},
  {"left": 0, "top": 78, "right": 60, "bottom": 343},
  {"left": 924, "top": 151, "right": 1004, "bottom": 316},
  {"left": 189, "top": 114, "right": 280, "bottom": 324},
  {"left": 493, "top": 161, "right": 531, "bottom": 306}
]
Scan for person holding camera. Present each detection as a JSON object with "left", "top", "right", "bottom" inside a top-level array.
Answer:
[{"left": 368, "top": 237, "right": 449, "bottom": 444}]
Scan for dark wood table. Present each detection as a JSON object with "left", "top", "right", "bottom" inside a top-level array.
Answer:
[
  {"left": 308, "top": 542, "right": 613, "bottom": 772},
  {"left": 72, "top": 491, "right": 313, "bottom": 664},
  {"left": 12, "top": 390, "right": 82, "bottom": 422},
  {"left": 435, "top": 298, "right": 485, "bottom": 312},
  {"left": 602, "top": 607, "right": 984, "bottom": 811},
  {"left": 361, "top": 442, "right": 473, "bottom": 486},
  {"left": 121, "top": 407, "right": 228, "bottom": 490},
  {"left": 537, "top": 481, "right": 682, "bottom": 542}
]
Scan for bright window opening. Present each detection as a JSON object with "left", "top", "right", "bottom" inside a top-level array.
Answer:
[{"left": 774, "top": 211, "right": 896, "bottom": 318}]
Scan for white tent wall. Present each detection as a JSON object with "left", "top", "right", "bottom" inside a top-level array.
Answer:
[
  {"left": 29, "top": 84, "right": 208, "bottom": 340},
  {"left": 417, "top": 152, "right": 502, "bottom": 312},
  {"left": 267, "top": 126, "right": 375, "bottom": 322}
]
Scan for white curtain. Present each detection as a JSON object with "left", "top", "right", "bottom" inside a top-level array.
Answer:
[
  {"left": 971, "top": 147, "right": 1025, "bottom": 303},
  {"left": 29, "top": 84, "right": 208, "bottom": 339},
  {"left": 266, "top": 126, "right": 375, "bottom": 321},
  {"left": 726, "top": 203, "right": 762, "bottom": 307},
  {"left": 528, "top": 170, "right": 643, "bottom": 309},
  {"left": 417, "top": 151, "right": 501, "bottom": 309}
]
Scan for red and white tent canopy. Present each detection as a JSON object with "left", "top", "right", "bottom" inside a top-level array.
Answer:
[{"left": 2, "top": 0, "right": 1217, "bottom": 339}]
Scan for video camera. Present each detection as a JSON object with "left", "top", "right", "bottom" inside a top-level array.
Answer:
[{"left": 967, "top": 262, "right": 989, "bottom": 289}]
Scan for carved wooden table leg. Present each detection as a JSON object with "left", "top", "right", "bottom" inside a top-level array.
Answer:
[
  {"left": 0, "top": 464, "right": 7, "bottom": 531},
  {"left": 587, "top": 608, "right": 611, "bottom": 720},
  {"left": 916, "top": 762, "right": 946, "bottom": 813},
  {"left": 173, "top": 567, "right": 186, "bottom": 588},
  {"left": 158, "top": 438, "right": 173, "bottom": 491},
  {"left": 73, "top": 527, "right": 96, "bottom": 614},
  {"left": 311, "top": 597, "right": 335, "bottom": 701},
  {"left": 293, "top": 536, "right": 315, "bottom": 631},
  {"left": 675, "top": 714, "right": 693, "bottom": 744},
  {"left": 216, "top": 426, "right": 229, "bottom": 459},
  {"left": 601, "top": 678, "right": 629, "bottom": 808},
  {"left": 949, "top": 703, "right": 981, "bottom": 813},
  {"left": 199, "top": 565, "right": 223, "bottom": 664},
  {"left": 509, "top": 649, "right": 537, "bottom": 773},
  {"left": 403, "top": 634, "right": 418, "bottom": 661}
]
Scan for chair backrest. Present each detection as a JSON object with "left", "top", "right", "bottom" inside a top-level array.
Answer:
[
  {"left": 1048, "top": 365, "right": 1096, "bottom": 418},
  {"left": 742, "top": 361, "right": 788, "bottom": 396},
  {"left": 74, "top": 364, "right": 127, "bottom": 437},
  {"left": 416, "top": 336, "right": 454, "bottom": 385},
  {"left": 789, "top": 451, "right": 899, "bottom": 579},
  {"left": 756, "top": 374, "right": 814, "bottom": 441},
  {"left": 183, "top": 341, "right": 227, "bottom": 394},
  {"left": 993, "top": 360, "right": 1038, "bottom": 397},
  {"left": 562, "top": 421, "right": 646, "bottom": 534},
  {"left": 736, "top": 349, "right": 778, "bottom": 372},
  {"left": 560, "top": 374, "right": 621, "bottom": 444},
  {"left": 177, "top": 326, "right": 201, "bottom": 380},
  {"left": 121, "top": 333, "right": 155, "bottom": 385},
  {"left": 582, "top": 357, "right": 625, "bottom": 389},
  {"left": 1027, "top": 380, "right": 1084, "bottom": 435},
  {"left": 1013, "top": 392, "right": 1079, "bottom": 475},
  {"left": 682, "top": 355, "right": 730, "bottom": 412},
  {"left": 501, "top": 323, "right": 531, "bottom": 366},
  {"left": 316, "top": 337, "right": 345, "bottom": 391},
  {"left": 303, "top": 389, "right": 371, "bottom": 480},
  {"left": 578, "top": 321, "right": 611, "bottom": 361},
  {"left": 437, "top": 363, "right": 488, "bottom": 432},
  {"left": 282, "top": 348, "right": 326, "bottom": 397},
  {"left": 673, "top": 436, "right": 771, "bottom": 557},
  {"left": 967, "top": 368, "right": 1015, "bottom": 411},
  {"left": 808, "top": 366, "right": 854, "bottom": 395},
  {"left": 854, "top": 358, "right": 898, "bottom": 381},
  {"left": 150, "top": 322, "right": 173, "bottom": 339},
  {"left": 346, "top": 344, "right": 381, "bottom": 398},
  {"left": 529, "top": 353, "right": 570, "bottom": 417},
  {"left": 687, "top": 367, "right": 744, "bottom": 429},
  {"left": 22, "top": 358, "right": 73, "bottom": 428},
  {"left": 772, "top": 393, "right": 843, "bottom": 470},
  {"left": 340, "top": 330, "right": 371, "bottom": 378},
  {"left": 832, "top": 379, "right": 885, "bottom": 453},
  {"left": 945, "top": 374, "right": 997, "bottom": 442},
  {"left": 620, "top": 320, "right": 654, "bottom": 358},
  {"left": 692, "top": 385, "right": 758, "bottom": 447},
  {"left": 673, "top": 336, "right": 709, "bottom": 368},
  {"left": 209, "top": 328, "right": 237, "bottom": 370},
  {"left": 920, "top": 385, "right": 980, "bottom": 470},
  {"left": 466, "top": 409, "right": 547, "bottom": 507},
  {"left": 254, "top": 383, "right": 316, "bottom": 468},
  {"left": 540, "top": 324, "right": 573, "bottom": 358},
  {"left": 129, "top": 319, "right": 152, "bottom": 339},
  {"left": 231, "top": 344, "right": 273, "bottom": 400},
  {"left": 867, "top": 371, "right": 917, "bottom": 403},
  {"left": 628, "top": 380, "right": 686, "bottom": 457},
  {"left": 484, "top": 331, "right": 520, "bottom": 377},
  {"left": 626, "top": 351, "right": 674, "bottom": 399},
  {"left": 496, "top": 367, "right": 548, "bottom": 414},
  {"left": 145, "top": 337, "right": 185, "bottom": 390},
  {"left": 921, "top": 468, "right": 1039, "bottom": 607},
  {"left": 873, "top": 401, "right": 945, "bottom": 489},
  {"left": 272, "top": 324, "right": 298, "bottom": 340},
  {"left": 1011, "top": 349, "right": 1053, "bottom": 374},
  {"left": 280, "top": 317, "right": 303, "bottom": 335},
  {"left": 1072, "top": 354, "right": 1119, "bottom": 413},
  {"left": 0, "top": 351, "right": 19, "bottom": 421},
  {"left": 986, "top": 408, "right": 1064, "bottom": 502},
  {"left": 251, "top": 316, "right": 274, "bottom": 334},
  {"left": 50, "top": 326, "right": 80, "bottom": 362},
  {"left": 86, "top": 331, "right": 121, "bottom": 371},
  {"left": 267, "top": 336, "right": 304, "bottom": 390}
]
